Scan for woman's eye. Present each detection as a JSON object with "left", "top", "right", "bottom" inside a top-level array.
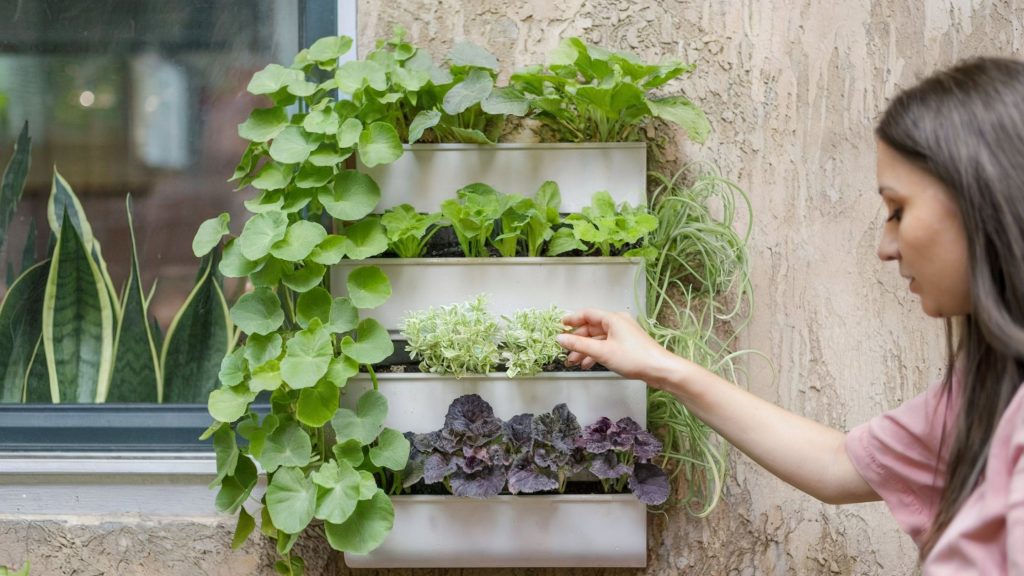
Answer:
[{"left": 886, "top": 208, "right": 903, "bottom": 223}]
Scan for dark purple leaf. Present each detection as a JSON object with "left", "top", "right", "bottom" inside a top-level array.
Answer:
[
  {"left": 443, "top": 394, "right": 503, "bottom": 446},
  {"left": 402, "top": 432, "right": 426, "bottom": 487},
  {"left": 589, "top": 451, "right": 633, "bottom": 479},
  {"left": 423, "top": 452, "right": 457, "bottom": 483},
  {"left": 578, "top": 417, "right": 614, "bottom": 453},
  {"left": 507, "top": 454, "right": 559, "bottom": 494},
  {"left": 532, "top": 403, "right": 581, "bottom": 453},
  {"left": 632, "top": 429, "right": 663, "bottom": 461},
  {"left": 503, "top": 413, "right": 534, "bottom": 448},
  {"left": 629, "top": 462, "right": 670, "bottom": 505},
  {"left": 450, "top": 465, "right": 506, "bottom": 498}
]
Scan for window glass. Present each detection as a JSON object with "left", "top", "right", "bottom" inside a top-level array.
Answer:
[{"left": 0, "top": 1, "right": 304, "bottom": 407}]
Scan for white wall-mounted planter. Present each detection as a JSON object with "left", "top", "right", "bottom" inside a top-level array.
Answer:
[
  {"left": 344, "top": 494, "right": 647, "bottom": 568},
  {"left": 332, "top": 257, "right": 646, "bottom": 334},
  {"left": 359, "top": 142, "right": 647, "bottom": 213},
  {"left": 343, "top": 372, "right": 647, "bottom": 432}
]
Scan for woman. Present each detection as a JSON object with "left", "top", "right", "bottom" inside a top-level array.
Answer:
[{"left": 556, "top": 57, "right": 1024, "bottom": 574}]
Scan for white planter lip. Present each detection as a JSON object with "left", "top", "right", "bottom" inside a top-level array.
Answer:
[
  {"left": 353, "top": 370, "right": 629, "bottom": 381},
  {"left": 343, "top": 255, "right": 646, "bottom": 265},
  {"left": 382, "top": 492, "right": 641, "bottom": 503}
]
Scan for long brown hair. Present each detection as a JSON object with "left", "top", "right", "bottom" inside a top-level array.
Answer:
[{"left": 875, "top": 57, "right": 1024, "bottom": 559}]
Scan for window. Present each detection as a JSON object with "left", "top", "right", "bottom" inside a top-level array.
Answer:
[{"left": 0, "top": 0, "right": 348, "bottom": 451}]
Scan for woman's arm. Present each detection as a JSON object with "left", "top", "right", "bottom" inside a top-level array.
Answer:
[{"left": 557, "top": 309, "right": 880, "bottom": 505}]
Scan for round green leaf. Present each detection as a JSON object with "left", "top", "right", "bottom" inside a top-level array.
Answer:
[
  {"left": 270, "top": 220, "right": 328, "bottom": 262},
  {"left": 260, "top": 421, "right": 314, "bottom": 473},
  {"left": 230, "top": 287, "right": 284, "bottom": 336},
  {"left": 335, "top": 60, "right": 387, "bottom": 94},
  {"left": 357, "top": 470, "right": 378, "bottom": 499},
  {"left": 325, "top": 354, "right": 359, "bottom": 388},
  {"left": 449, "top": 41, "right": 499, "bottom": 70},
  {"left": 220, "top": 239, "right": 264, "bottom": 278},
  {"left": 245, "top": 333, "right": 283, "bottom": 368},
  {"left": 340, "top": 319, "right": 393, "bottom": 365},
  {"left": 296, "top": 287, "right": 332, "bottom": 328},
  {"left": 239, "top": 107, "right": 289, "bottom": 142},
  {"left": 250, "top": 360, "right": 283, "bottom": 392},
  {"left": 357, "top": 122, "right": 403, "bottom": 168},
  {"left": 238, "top": 211, "right": 289, "bottom": 261},
  {"left": 369, "top": 428, "right": 411, "bottom": 471},
  {"left": 280, "top": 188, "right": 316, "bottom": 213},
  {"left": 308, "top": 145, "right": 352, "bottom": 167},
  {"left": 340, "top": 218, "right": 388, "bottom": 260},
  {"left": 331, "top": 389, "right": 387, "bottom": 445},
  {"left": 296, "top": 378, "right": 340, "bottom": 427},
  {"left": 309, "top": 235, "right": 347, "bottom": 265},
  {"left": 294, "top": 164, "right": 333, "bottom": 189},
  {"left": 319, "top": 170, "right": 381, "bottom": 221},
  {"left": 269, "top": 126, "right": 319, "bottom": 164},
  {"left": 208, "top": 384, "right": 257, "bottom": 423},
  {"left": 216, "top": 455, "right": 257, "bottom": 513},
  {"left": 244, "top": 190, "right": 285, "bottom": 213},
  {"left": 442, "top": 69, "right": 494, "bottom": 115},
  {"left": 328, "top": 297, "right": 358, "bottom": 333},
  {"left": 248, "top": 64, "right": 304, "bottom": 95},
  {"left": 308, "top": 36, "right": 353, "bottom": 63},
  {"left": 336, "top": 118, "right": 362, "bottom": 148},
  {"left": 346, "top": 266, "right": 391, "bottom": 309},
  {"left": 249, "top": 257, "right": 291, "bottom": 287},
  {"left": 324, "top": 490, "right": 394, "bottom": 554},
  {"left": 212, "top": 425, "right": 239, "bottom": 486},
  {"left": 332, "top": 439, "right": 364, "bottom": 467},
  {"left": 281, "top": 322, "right": 333, "bottom": 389},
  {"left": 251, "top": 162, "right": 293, "bottom": 191},
  {"left": 266, "top": 466, "right": 317, "bottom": 535},
  {"left": 193, "top": 213, "right": 230, "bottom": 257},
  {"left": 311, "top": 460, "right": 361, "bottom": 524},
  {"left": 302, "top": 108, "right": 340, "bottom": 135},
  {"left": 281, "top": 262, "right": 326, "bottom": 293},
  {"left": 218, "top": 347, "right": 247, "bottom": 387},
  {"left": 287, "top": 80, "right": 317, "bottom": 97}
]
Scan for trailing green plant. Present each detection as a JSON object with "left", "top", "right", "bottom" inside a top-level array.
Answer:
[
  {"left": 0, "top": 125, "right": 229, "bottom": 405},
  {"left": 400, "top": 295, "right": 502, "bottom": 376},
  {"left": 549, "top": 191, "right": 658, "bottom": 257},
  {"left": 510, "top": 37, "right": 710, "bottom": 143},
  {"left": 196, "top": 34, "right": 415, "bottom": 571},
  {"left": 501, "top": 306, "right": 567, "bottom": 377},
  {"left": 380, "top": 204, "right": 444, "bottom": 258},
  {"left": 642, "top": 164, "right": 760, "bottom": 517},
  {"left": 400, "top": 394, "right": 669, "bottom": 504},
  {"left": 342, "top": 27, "right": 525, "bottom": 145}
]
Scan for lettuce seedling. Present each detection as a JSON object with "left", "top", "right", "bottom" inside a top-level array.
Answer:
[
  {"left": 522, "top": 181, "right": 563, "bottom": 257},
  {"left": 553, "top": 191, "right": 658, "bottom": 257},
  {"left": 501, "top": 306, "right": 568, "bottom": 377},
  {"left": 380, "top": 204, "right": 444, "bottom": 258},
  {"left": 400, "top": 295, "right": 501, "bottom": 376}
]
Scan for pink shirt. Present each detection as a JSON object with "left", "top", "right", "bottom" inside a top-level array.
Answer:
[{"left": 845, "top": 376, "right": 1024, "bottom": 574}]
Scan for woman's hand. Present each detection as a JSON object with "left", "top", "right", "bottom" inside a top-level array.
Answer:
[{"left": 557, "top": 308, "right": 683, "bottom": 387}]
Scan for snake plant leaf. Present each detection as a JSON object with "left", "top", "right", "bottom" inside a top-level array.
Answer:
[
  {"left": 0, "top": 260, "right": 48, "bottom": 403},
  {"left": 42, "top": 213, "right": 115, "bottom": 403},
  {"left": 323, "top": 490, "right": 394, "bottom": 554},
  {"left": 47, "top": 169, "right": 95, "bottom": 251},
  {"left": 0, "top": 121, "right": 30, "bottom": 258},
  {"left": 20, "top": 217, "right": 37, "bottom": 272},
  {"left": 162, "top": 249, "right": 233, "bottom": 403},
  {"left": 22, "top": 336, "right": 49, "bottom": 402},
  {"left": 107, "top": 196, "right": 161, "bottom": 403}
]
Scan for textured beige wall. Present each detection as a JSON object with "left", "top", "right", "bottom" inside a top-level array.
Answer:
[{"left": 3, "top": 1, "right": 1023, "bottom": 575}]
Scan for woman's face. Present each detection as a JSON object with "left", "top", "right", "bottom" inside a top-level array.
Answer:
[{"left": 875, "top": 139, "right": 972, "bottom": 317}]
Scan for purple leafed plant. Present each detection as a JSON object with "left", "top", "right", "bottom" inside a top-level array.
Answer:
[{"left": 400, "top": 394, "right": 670, "bottom": 505}]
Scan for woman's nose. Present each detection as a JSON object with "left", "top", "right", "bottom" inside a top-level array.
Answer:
[{"left": 877, "top": 228, "right": 899, "bottom": 261}]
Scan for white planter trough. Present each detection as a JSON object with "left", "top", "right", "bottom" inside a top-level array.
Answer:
[
  {"left": 343, "top": 371, "right": 647, "bottom": 432},
  {"left": 359, "top": 142, "right": 647, "bottom": 213},
  {"left": 344, "top": 494, "right": 647, "bottom": 568},
  {"left": 332, "top": 257, "right": 646, "bottom": 334},
  {"left": 341, "top": 372, "right": 649, "bottom": 568}
]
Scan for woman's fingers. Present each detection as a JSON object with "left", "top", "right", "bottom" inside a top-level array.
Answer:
[{"left": 561, "top": 308, "right": 610, "bottom": 329}]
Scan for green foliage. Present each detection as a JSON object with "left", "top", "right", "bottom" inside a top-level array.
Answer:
[
  {"left": 201, "top": 33, "right": 411, "bottom": 566},
  {"left": 400, "top": 296, "right": 567, "bottom": 377},
  {"left": 554, "top": 191, "right": 658, "bottom": 257},
  {"left": 642, "top": 164, "right": 757, "bottom": 517},
  {"left": 0, "top": 561, "right": 29, "bottom": 576},
  {"left": 380, "top": 204, "right": 443, "bottom": 258},
  {"left": 0, "top": 122, "right": 30, "bottom": 260},
  {"left": 500, "top": 306, "right": 568, "bottom": 377},
  {"left": 510, "top": 37, "right": 710, "bottom": 143},
  {"left": 400, "top": 295, "right": 502, "bottom": 376}
]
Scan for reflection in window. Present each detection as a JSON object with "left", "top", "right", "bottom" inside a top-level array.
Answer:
[{"left": 0, "top": 1, "right": 302, "bottom": 404}]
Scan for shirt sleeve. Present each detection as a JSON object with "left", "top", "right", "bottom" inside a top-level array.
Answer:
[
  {"left": 1009, "top": 415, "right": 1024, "bottom": 575},
  {"left": 844, "top": 378, "right": 956, "bottom": 545}
]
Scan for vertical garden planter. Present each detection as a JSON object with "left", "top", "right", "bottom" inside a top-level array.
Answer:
[{"left": 359, "top": 142, "right": 647, "bottom": 212}]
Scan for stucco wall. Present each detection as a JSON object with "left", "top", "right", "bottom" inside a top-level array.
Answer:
[{"left": 3, "top": 1, "right": 1022, "bottom": 574}]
